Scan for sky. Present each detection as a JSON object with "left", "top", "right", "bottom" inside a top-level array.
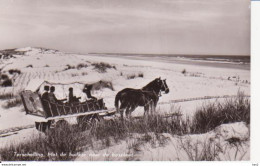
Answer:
[{"left": 0, "top": 0, "right": 250, "bottom": 55}]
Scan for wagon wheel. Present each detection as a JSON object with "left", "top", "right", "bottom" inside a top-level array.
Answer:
[{"left": 77, "top": 114, "right": 103, "bottom": 130}]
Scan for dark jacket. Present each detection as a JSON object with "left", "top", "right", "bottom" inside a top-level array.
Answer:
[{"left": 41, "top": 91, "right": 49, "bottom": 101}]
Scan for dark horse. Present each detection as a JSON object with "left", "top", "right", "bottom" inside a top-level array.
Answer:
[{"left": 114, "top": 77, "right": 169, "bottom": 119}]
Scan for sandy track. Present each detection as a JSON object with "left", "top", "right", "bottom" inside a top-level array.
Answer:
[
  {"left": 158, "top": 94, "right": 251, "bottom": 105},
  {"left": 0, "top": 124, "right": 35, "bottom": 137}
]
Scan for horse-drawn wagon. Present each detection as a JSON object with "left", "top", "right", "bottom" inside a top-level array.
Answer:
[
  {"left": 21, "top": 77, "right": 170, "bottom": 131},
  {"left": 20, "top": 79, "right": 115, "bottom": 131}
]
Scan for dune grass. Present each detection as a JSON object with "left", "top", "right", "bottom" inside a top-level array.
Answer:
[
  {"left": 190, "top": 91, "right": 250, "bottom": 134},
  {"left": 3, "top": 97, "right": 22, "bottom": 109},
  {"left": 0, "top": 93, "right": 14, "bottom": 100},
  {"left": 92, "top": 62, "right": 116, "bottom": 73},
  {"left": 0, "top": 124, "right": 88, "bottom": 161},
  {"left": 126, "top": 72, "right": 144, "bottom": 79},
  {"left": 0, "top": 92, "right": 250, "bottom": 161}
]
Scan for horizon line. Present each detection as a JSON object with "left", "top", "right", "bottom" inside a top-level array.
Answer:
[{"left": 0, "top": 46, "right": 250, "bottom": 57}]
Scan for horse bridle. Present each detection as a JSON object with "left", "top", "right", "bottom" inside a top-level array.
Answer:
[
  {"left": 153, "top": 79, "right": 167, "bottom": 97},
  {"left": 160, "top": 79, "right": 169, "bottom": 94}
]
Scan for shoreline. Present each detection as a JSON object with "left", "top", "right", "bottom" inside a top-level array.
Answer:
[{"left": 87, "top": 54, "right": 250, "bottom": 71}]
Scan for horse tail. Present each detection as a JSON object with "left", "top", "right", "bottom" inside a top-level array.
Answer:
[{"left": 114, "top": 92, "right": 121, "bottom": 112}]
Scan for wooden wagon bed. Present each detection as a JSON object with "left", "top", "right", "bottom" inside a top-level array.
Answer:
[{"left": 20, "top": 90, "right": 114, "bottom": 120}]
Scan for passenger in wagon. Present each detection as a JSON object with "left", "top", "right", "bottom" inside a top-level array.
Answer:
[
  {"left": 48, "top": 86, "right": 66, "bottom": 116},
  {"left": 83, "top": 84, "right": 97, "bottom": 100},
  {"left": 41, "top": 85, "right": 52, "bottom": 117},
  {"left": 48, "top": 86, "right": 65, "bottom": 104},
  {"left": 68, "top": 87, "right": 81, "bottom": 104},
  {"left": 41, "top": 85, "right": 50, "bottom": 101}
]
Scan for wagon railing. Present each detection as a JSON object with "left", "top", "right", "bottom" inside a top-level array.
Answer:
[{"left": 42, "top": 98, "right": 106, "bottom": 118}]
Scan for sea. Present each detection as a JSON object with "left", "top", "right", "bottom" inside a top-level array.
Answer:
[{"left": 91, "top": 54, "right": 250, "bottom": 71}]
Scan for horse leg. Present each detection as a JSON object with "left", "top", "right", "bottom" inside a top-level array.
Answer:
[
  {"left": 153, "top": 101, "right": 158, "bottom": 115},
  {"left": 125, "top": 106, "right": 131, "bottom": 119},
  {"left": 119, "top": 103, "right": 127, "bottom": 120},
  {"left": 150, "top": 101, "right": 155, "bottom": 115},
  {"left": 128, "top": 105, "right": 137, "bottom": 118},
  {"left": 144, "top": 105, "right": 149, "bottom": 116}
]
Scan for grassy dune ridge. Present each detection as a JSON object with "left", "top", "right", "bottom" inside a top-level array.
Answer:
[{"left": 0, "top": 93, "right": 250, "bottom": 161}]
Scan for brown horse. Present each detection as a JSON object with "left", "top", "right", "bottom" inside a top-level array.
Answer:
[{"left": 114, "top": 77, "right": 169, "bottom": 119}]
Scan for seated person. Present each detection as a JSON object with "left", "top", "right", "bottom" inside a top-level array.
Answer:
[
  {"left": 48, "top": 86, "right": 66, "bottom": 104},
  {"left": 68, "top": 87, "right": 81, "bottom": 104},
  {"left": 41, "top": 85, "right": 52, "bottom": 117},
  {"left": 48, "top": 86, "right": 68, "bottom": 116},
  {"left": 82, "top": 84, "right": 97, "bottom": 100},
  {"left": 41, "top": 85, "right": 50, "bottom": 101}
]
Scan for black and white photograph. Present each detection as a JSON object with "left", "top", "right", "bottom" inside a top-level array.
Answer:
[{"left": 0, "top": 0, "right": 251, "bottom": 162}]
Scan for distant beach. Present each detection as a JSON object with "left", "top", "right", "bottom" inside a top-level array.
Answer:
[{"left": 89, "top": 54, "right": 250, "bottom": 71}]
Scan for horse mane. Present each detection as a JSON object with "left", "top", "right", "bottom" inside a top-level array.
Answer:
[{"left": 141, "top": 78, "right": 159, "bottom": 91}]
